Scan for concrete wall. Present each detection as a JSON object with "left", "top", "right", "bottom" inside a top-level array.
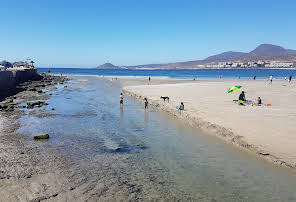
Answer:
[{"left": 0, "top": 69, "right": 42, "bottom": 91}]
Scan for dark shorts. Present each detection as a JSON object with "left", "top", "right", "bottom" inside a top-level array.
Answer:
[{"left": 120, "top": 100, "right": 123, "bottom": 104}]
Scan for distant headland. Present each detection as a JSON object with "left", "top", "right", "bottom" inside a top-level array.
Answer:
[{"left": 97, "top": 44, "right": 296, "bottom": 69}]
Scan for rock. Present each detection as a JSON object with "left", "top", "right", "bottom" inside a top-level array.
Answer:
[
  {"left": 51, "top": 108, "right": 55, "bottom": 111},
  {"left": 27, "top": 101, "right": 48, "bottom": 108},
  {"left": 37, "top": 90, "right": 43, "bottom": 93},
  {"left": 34, "top": 133, "right": 49, "bottom": 139}
]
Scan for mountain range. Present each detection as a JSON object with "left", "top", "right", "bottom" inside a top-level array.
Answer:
[{"left": 97, "top": 44, "right": 296, "bottom": 69}]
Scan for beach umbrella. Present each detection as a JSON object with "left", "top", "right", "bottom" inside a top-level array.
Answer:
[{"left": 227, "top": 85, "right": 242, "bottom": 93}]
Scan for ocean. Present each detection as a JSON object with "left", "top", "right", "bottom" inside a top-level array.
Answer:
[{"left": 38, "top": 68, "right": 296, "bottom": 80}]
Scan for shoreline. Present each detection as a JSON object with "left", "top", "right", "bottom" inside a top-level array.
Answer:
[{"left": 122, "top": 79, "right": 296, "bottom": 169}]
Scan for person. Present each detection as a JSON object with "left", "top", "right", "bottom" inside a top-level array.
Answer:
[
  {"left": 219, "top": 74, "right": 223, "bottom": 79},
  {"left": 120, "top": 93, "right": 123, "bottom": 107},
  {"left": 238, "top": 76, "right": 240, "bottom": 80},
  {"left": 253, "top": 76, "right": 256, "bottom": 80},
  {"left": 144, "top": 98, "right": 148, "bottom": 109},
  {"left": 269, "top": 75, "right": 273, "bottom": 84},
  {"left": 179, "top": 102, "right": 184, "bottom": 111},
  {"left": 289, "top": 75, "right": 292, "bottom": 83},
  {"left": 257, "top": 97, "right": 262, "bottom": 105},
  {"left": 239, "top": 91, "right": 246, "bottom": 101},
  {"left": 149, "top": 76, "right": 151, "bottom": 82}
]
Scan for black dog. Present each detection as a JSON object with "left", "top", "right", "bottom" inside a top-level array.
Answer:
[{"left": 160, "top": 96, "right": 169, "bottom": 102}]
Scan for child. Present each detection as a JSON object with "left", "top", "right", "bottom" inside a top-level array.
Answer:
[
  {"left": 179, "top": 102, "right": 184, "bottom": 111},
  {"left": 120, "top": 93, "right": 123, "bottom": 107}
]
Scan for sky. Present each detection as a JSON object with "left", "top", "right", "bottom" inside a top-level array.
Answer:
[{"left": 1, "top": 0, "right": 296, "bottom": 67}]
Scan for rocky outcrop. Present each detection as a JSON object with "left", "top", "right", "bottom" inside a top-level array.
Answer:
[{"left": 0, "top": 69, "right": 42, "bottom": 91}]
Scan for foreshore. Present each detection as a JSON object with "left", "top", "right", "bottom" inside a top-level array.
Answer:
[
  {"left": 122, "top": 78, "right": 296, "bottom": 168},
  {"left": 0, "top": 73, "right": 71, "bottom": 201}
]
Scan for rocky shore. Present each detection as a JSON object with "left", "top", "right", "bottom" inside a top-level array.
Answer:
[{"left": 0, "top": 73, "right": 71, "bottom": 201}]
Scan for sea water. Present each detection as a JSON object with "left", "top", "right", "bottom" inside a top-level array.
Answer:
[
  {"left": 38, "top": 67, "right": 296, "bottom": 80},
  {"left": 17, "top": 76, "right": 296, "bottom": 201}
]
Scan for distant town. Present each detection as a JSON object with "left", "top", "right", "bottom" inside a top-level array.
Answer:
[{"left": 197, "top": 61, "right": 295, "bottom": 68}]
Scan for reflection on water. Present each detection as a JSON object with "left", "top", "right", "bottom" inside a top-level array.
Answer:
[{"left": 18, "top": 76, "right": 296, "bottom": 201}]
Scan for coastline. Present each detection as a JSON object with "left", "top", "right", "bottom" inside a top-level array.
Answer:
[{"left": 122, "top": 79, "right": 296, "bottom": 169}]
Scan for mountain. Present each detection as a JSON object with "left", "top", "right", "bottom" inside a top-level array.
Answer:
[
  {"left": 98, "top": 44, "right": 296, "bottom": 69},
  {"left": 96, "top": 63, "right": 119, "bottom": 69},
  {"left": 204, "top": 51, "right": 246, "bottom": 61},
  {"left": 249, "top": 44, "right": 288, "bottom": 56}
]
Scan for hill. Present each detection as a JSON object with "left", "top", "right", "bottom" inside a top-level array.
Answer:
[{"left": 96, "top": 63, "right": 119, "bottom": 69}]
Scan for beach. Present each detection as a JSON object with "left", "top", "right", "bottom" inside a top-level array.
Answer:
[
  {"left": 2, "top": 74, "right": 296, "bottom": 201},
  {"left": 123, "top": 79, "right": 296, "bottom": 168}
]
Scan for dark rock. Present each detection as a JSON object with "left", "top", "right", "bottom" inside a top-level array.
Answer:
[
  {"left": 34, "top": 133, "right": 49, "bottom": 139},
  {"left": 27, "top": 101, "right": 48, "bottom": 108}
]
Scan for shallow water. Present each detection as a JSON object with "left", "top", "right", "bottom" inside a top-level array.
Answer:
[{"left": 18, "top": 76, "right": 296, "bottom": 201}]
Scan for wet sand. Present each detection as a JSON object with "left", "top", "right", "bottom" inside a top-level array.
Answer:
[{"left": 123, "top": 78, "right": 296, "bottom": 168}]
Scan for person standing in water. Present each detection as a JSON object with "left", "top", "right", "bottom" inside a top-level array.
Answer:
[
  {"left": 253, "top": 76, "right": 256, "bottom": 80},
  {"left": 120, "top": 93, "right": 123, "bottom": 107},
  {"left": 144, "top": 98, "right": 148, "bottom": 109}
]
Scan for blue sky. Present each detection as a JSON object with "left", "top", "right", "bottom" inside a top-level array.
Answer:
[{"left": 1, "top": 0, "right": 296, "bottom": 67}]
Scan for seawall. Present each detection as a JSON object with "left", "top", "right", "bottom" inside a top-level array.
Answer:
[{"left": 0, "top": 69, "right": 42, "bottom": 91}]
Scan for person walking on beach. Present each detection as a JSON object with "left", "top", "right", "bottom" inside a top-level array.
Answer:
[
  {"left": 120, "top": 93, "right": 123, "bottom": 107},
  {"left": 269, "top": 75, "right": 273, "bottom": 84},
  {"left": 144, "top": 98, "right": 148, "bottom": 109},
  {"left": 149, "top": 76, "right": 151, "bottom": 82},
  {"left": 219, "top": 74, "right": 223, "bottom": 79},
  {"left": 289, "top": 75, "right": 292, "bottom": 83},
  {"left": 253, "top": 76, "right": 256, "bottom": 80}
]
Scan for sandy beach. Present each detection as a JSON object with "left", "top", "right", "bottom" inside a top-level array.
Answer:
[{"left": 123, "top": 79, "right": 296, "bottom": 168}]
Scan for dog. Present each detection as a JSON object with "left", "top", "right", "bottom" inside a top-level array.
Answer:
[{"left": 160, "top": 96, "right": 169, "bottom": 102}]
